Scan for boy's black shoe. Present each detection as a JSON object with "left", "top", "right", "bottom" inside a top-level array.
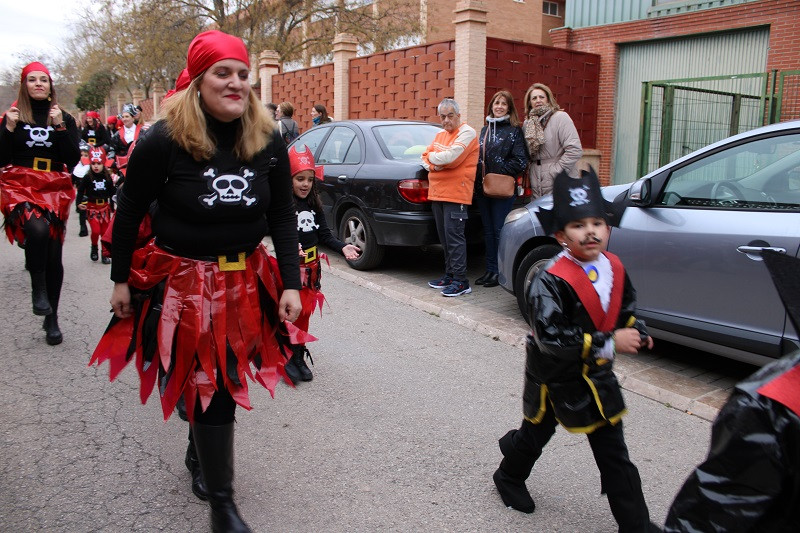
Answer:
[
  {"left": 90, "top": 245, "right": 99, "bottom": 261},
  {"left": 79, "top": 227, "right": 88, "bottom": 237},
  {"left": 493, "top": 468, "right": 535, "bottom": 513}
]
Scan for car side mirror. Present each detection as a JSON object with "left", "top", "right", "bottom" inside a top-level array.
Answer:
[{"left": 629, "top": 178, "right": 652, "bottom": 206}]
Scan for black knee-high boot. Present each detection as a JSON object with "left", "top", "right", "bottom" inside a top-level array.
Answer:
[
  {"left": 30, "top": 271, "right": 52, "bottom": 316},
  {"left": 192, "top": 422, "right": 251, "bottom": 533},
  {"left": 493, "top": 429, "right": 537, "bottom": 513},
  {"left": 185, "top": 428, "right": 207, "bottom": 500}
]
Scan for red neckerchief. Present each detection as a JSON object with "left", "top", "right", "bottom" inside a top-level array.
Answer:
[
  {"left": 547, "top": 251, "right": 625, "bottom": 332},
  {"left": 757, "top": 365, "right": 800, "bottom": 417},
  {"left": 119, "top": 124, "right": 142, "bottom": 147}
]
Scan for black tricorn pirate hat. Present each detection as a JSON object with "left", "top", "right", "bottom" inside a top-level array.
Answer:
[
  {"left": 762, "top": 250, "right": 800, "bottom": 335},
  {"left": 535, "top": 166, "right": 615, "bottom": 235}
]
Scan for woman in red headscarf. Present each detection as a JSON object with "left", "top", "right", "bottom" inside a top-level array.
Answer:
[
  {"left": 82, "top": 110, "right": 109, "bottom": 147},
  {"left": 90, "top": 31, "right": 303, "bottom": 532},
  {"left": 0, "top": 61, "right": 80, "bottom": 345}
]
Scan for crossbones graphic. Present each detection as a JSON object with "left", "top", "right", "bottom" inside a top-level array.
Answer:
[
  {"left": 199, "top": 167, "right": 257, "bottom": 207},
  {"left": 24, "top": 125, "right": 53, "bottom": 147}
]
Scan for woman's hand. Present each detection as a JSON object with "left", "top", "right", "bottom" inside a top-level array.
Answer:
[
  {"left": 278, "top": 289, "right": 301, "bottom": 322},
  {"left": 110, "top": 282, "right": 132, "bottom": 318},
  {"left": 342, "top": 244, "right": 361, "bottom": 260},
  {"left": 49, "top": 104, "right": 63, "bottom": 126},
  {"left": 5, "top": 106, "right": 19, "bottom": 132}
]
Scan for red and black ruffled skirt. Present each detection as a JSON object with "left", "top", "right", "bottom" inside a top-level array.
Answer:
[
  {"left": 0, "top": 164, "right": 76, "bottom": 244},
  {"left": 90, "top": 239, "right": 315, "bottom": 421},
  {"left": 85, "top": 200, "right": 112, "bottom": 224}
]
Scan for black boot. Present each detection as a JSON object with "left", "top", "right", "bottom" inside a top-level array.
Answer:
[
  {"left": 192, "top": 423, "right": 251, "bottom": 533},
  {"left": 101, "top": 255, "right": 111, "bottom": 264},
  {"left": 474, "top": 271, "right": 491, "bottom": 285},
  {"left": 284, "top": 351, "right": 301, "bottom": 385},
  {"left": 295, "top": 346, "right": 314, "bottom": 382},
  {"left": 185, "top": 429, "right": 207, "bottom": 500},
  {"left": 79, "top": 210, "right": 88, "bottom": 236},
  {"left": 90, "top": 245, "right": 99, "bottom": 261},
  {"left": 493, "top": 430, "right": 536, "bottom": 513},
  {"left": 43, "top": 314, "right": 63, "bottom": 345},
  {"left": 30, "top": 271, "right": 52, "bottom": 316}
]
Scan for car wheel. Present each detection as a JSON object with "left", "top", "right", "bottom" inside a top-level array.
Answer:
[
  {"left": 514, "top": 244, "right": 561, "bottom": 324},
  {"left": 339, "top": 207, "right": 385, "bottom": 270}
]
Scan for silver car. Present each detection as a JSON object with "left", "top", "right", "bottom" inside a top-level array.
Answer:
[{"left": 498, "top": 120, "right": 800, "bottom": 366}]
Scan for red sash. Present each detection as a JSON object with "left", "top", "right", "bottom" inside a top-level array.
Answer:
[
  {"left": 757, "top": 365, "right": 800, "bottom": 418},
  {"left": 547, "top": 252, "right": 625, "bottom": 332}
]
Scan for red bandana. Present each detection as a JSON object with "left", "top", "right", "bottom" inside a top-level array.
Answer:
[
  {"left": 186, "top": 31, "right": 249, "bottom": 80},
  {"left": 21, "top": 61, "right": 51, "bottom": 82}
]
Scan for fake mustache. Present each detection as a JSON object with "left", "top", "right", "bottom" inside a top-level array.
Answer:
[{"left": 579, "top": 236, "right": 602, "bottom": 245}]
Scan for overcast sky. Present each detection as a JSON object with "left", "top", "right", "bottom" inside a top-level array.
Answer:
[{"left": 0, "top": 0, "right": 84, "bottom": 73}]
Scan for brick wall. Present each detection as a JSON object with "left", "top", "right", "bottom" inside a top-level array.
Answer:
[
  {"left": 349, "top": 41, "right": 456, "bottom": 121},
  {"left": 426, "top": 0, "right": 546, "bottom": 45},
  {"left": 550, "top": 0, "right": 800, "bottom": 181},
  {"left": 485, "top": 37, "right": 599, "bottom": 149},
  {"left": 271, "top": 64, "right": 335, "bottom": 132}
]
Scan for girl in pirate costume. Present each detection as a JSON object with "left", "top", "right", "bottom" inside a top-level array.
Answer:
[
  {"left": 109, "top": 103, "right": 142, "bottom": 177},
  {"left": 492, "top": 169, "right": 659, "bottom": 532},
  {"left": 76, "top": 146, "right": 115, "bottom": 263},
  {"left": 81, "top": 110, "right": 109, "bottom": 147},
  {"left": 284, "top": 145, "right": 360, "bottom": 384},
  {"left": 90, "top": 31, "right": 305, "bottom": 532},
  {"left": 0, "top": 61, "right": 80, "bottom": 346}
]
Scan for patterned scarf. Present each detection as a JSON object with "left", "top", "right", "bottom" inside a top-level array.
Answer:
[{"left": 524, "top": 106, "right": 553, "bottom": 156}]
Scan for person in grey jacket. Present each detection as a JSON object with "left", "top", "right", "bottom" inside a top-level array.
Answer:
[
  {"left": 523, "top": 83, "right": 582, "bottom": 199},
  {"left": 474, "top": 90, "right": 529, "bottom": 287}
]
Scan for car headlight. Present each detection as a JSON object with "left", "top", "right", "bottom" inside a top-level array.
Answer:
[{"left": 503, "top": 207, "right": 528, "bottom": 226}]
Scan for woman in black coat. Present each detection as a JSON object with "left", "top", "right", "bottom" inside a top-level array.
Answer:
[{"left": 474, "top": 90, "right": 529, "bottom": 287}]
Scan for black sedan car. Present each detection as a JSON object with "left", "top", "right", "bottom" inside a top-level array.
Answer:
[{"left": 291, "top": 119, "right": 481, "bottom": 270}]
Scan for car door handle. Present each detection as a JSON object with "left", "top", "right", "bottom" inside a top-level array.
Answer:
[
  {"left": 337, "top": 175, "right": 348, "bottom": 183},
  {"left": 736, "top": 246, "right": 786, "bottom": 255}
]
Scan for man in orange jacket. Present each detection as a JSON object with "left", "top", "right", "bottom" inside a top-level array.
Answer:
[{"left": 422, "top": 98, "right": 479, "bottom": 297}]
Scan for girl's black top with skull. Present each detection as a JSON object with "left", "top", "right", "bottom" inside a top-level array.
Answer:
[
  {"left": 81, "top": 123, "right": 110, "bottom": 147},
  {"left": 295, "top": 195, "right": 346, "bottom": 253},
  {"left": 0, "top": 98, "right": 81, "bottom": 171},
  {"left": 110, "top": 116, "right": 301, "bottom": 290},
  {"left": 77, "top": 169, "right": 115, "bottom": 203}
]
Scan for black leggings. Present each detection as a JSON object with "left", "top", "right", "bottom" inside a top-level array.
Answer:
[
  {"left": 24, "top": 216, "right": 64, "bottom": 310},
  {"left": 191, "top": 362, "right": 237, "bottom": 426}
]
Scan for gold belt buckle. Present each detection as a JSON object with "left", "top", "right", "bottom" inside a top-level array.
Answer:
[
  {"left": 33, "top": 157, "right": 51, "bottom": 172},
  {"left": 95, "top": 199, "right": 106, "bottom": 205},
  {"left": 218, "top": 252, "right": 246, "bottom": 271},
  {"left": 303, "top": 245, "right": 317, "bottom": 263}
]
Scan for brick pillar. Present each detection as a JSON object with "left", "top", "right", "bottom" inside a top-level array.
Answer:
[
  {"left": 258, "top": 50, "right": 281, "bottom": 106},
  {"left": 453, "top": 0, "right": 488, "bottom": 131},
  {"left": 116, "top": 92, "right": 125, "bottom": 111},
  {"left": 332, "top": 33, "right": 359, "bottom": 121},
  {"left": 103, "top": 100, "right": 110, "bottom": 121},
  {"left": 152, "top": 84, "right": 165, "bottom": 117}
]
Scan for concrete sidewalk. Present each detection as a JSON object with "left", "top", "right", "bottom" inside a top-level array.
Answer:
[{"left": 320, "top": 245, "right": 756, "bottom": 422}]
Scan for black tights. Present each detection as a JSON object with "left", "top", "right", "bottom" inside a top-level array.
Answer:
[{"left": 23, "top": 216, "right": 64, "bottom": 310}]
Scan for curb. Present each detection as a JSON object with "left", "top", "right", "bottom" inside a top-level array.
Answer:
[{"left": 326, "top": 264, "right": 720, "bottom": 422}]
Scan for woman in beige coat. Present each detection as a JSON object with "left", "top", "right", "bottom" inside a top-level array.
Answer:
[{"left": 523, "top": 83, "right": 582, "bottom": 199}]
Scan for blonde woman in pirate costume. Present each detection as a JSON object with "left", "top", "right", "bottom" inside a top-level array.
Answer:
[
  {"left": 0, "top": 61, "right": 80, "bottom": 345},
  {"left": 492, "top": 169, "right": 658, "bottom": 532},
  {"left": 90, "top": 30, "right": 304, "bottom": 532},
  {"left": 284, "top": 145, "right": 360, "bottom": 383},
  {"left": 76, "top": 146, "right": 115, "bottom": 263}
]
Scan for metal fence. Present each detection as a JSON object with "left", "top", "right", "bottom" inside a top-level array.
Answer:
[{"left": 637, "top": 70, "right": 800, "bottom": 177}]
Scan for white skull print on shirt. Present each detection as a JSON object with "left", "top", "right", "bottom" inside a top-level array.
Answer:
[
  {"left": 199, "top": 166, "right": 259, "bottom": 208},
  {"left": 24, "top": 124, "right": 54, "bottom": 147},
  {"left": 297, "top": 209, "right": 320, "bottom": 232}
]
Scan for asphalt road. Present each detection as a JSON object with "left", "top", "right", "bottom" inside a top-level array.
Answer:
[{"left": 0, "top": 230, "right": 713, "bottom": 532}]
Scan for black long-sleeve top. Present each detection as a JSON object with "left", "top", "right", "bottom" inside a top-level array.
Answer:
[
  {"left": 295, "top": 196, "right": 346, "bottom": 254},
  {"left": 81, "top": 123, "right": 110, "bottom": 147},
  {"left": 475, "top": 118, "right": 528, "bottom": 191},
  {"left": 0, "top": 98, "right": 81, "bottom": 170},
  {"left": 77, "top": 169, "right": 115, "bottom": 202},
  {"left": 110, "top": 116, "right": 301, "bottom": 290}
]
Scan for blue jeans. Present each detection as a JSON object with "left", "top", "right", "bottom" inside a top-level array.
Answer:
[
  {"left": 476, "top": 193, "right": 515, "bottom": 273},
  {"left": 431, "top": 201, "right": 468, "bottom": 282}
]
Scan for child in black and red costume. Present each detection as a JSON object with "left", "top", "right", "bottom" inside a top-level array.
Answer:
[
  {"left": 284, "top": 145, "right": 360, "bottom": 383},
  {"left": 493, "top": 168, "right": 659, "bottom": 532},
  {"left": 77, "top": 146, "right": 115, "bottom": 263}
]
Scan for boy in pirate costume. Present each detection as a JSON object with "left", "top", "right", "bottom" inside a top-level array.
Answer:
[{"left": 493, "top": 169, "right": 658, "bottom": 532}]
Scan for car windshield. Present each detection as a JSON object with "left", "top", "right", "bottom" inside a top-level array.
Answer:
[{"left": 374, "top": 124, "right": 441, "bottom": 161}]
